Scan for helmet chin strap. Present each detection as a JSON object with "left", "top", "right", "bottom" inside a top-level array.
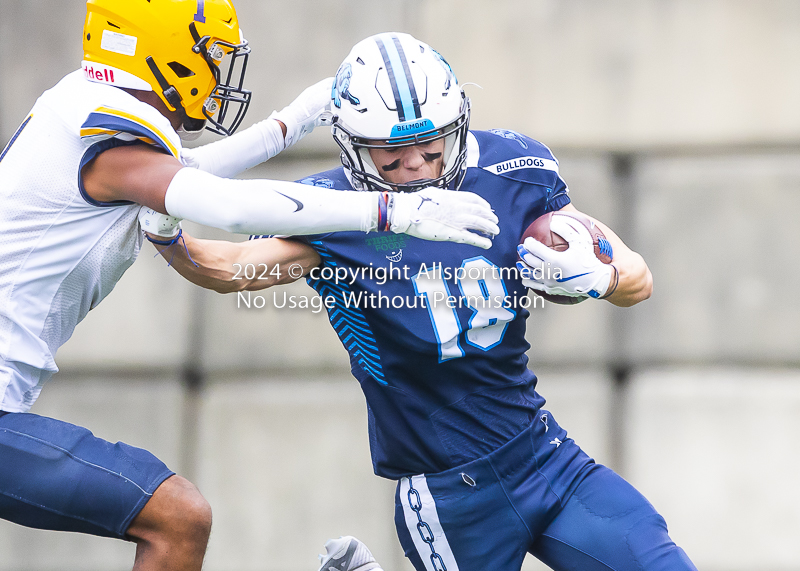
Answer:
[
  {"left": 145, "top": 56, "right": 184, "bottom": 113},
  {"left": 145, "top": 55, "right": 203, "bottom": 139},
  {"left": 396, "top": 178, "right": 435, "bottom": 193},
  {"left": 177, "top": 122, "right": 205, "bottom": 141},
  {"left": 340, "top": 160, "right": 366, "bottom": 191}
]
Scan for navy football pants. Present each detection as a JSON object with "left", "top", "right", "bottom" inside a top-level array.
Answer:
[
  {"left": 0, "top": 411, "right": 174, "bottom": 538},
  {"left": 395, "top": 410, "right": 697, "bottom": 571}
]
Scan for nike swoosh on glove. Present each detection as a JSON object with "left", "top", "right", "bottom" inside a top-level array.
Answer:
[{"left": 516, "top": 215, "right": 613, "bottom": 298}]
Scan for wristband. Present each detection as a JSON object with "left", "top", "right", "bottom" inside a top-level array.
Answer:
[
  {"left": 145, "top": 228, "right": 200, "bottom": 268},
  {"left": 145, "top": 227, "right": 183, "bottom": 246},
  {"left": 377, "top": 192, "right": 390, "bottom": 232},
  {"left": 384, "top": 192, "right": 397, "bottom": 232},
  {"left": 598, "top": 264, "right": 620, "bottom": 300}
]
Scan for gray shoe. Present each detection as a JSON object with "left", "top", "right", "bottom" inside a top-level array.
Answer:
[{"left": 317, "top": 536, "right": 384, "bottom": 571}]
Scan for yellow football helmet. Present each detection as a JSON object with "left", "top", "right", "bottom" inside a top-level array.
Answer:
[{"left": 83, "top": 0, "right": 251, "bottom": 136}]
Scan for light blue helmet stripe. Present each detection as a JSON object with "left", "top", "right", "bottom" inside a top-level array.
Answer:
[{"left": 376, "top": 34, "right": 420, "bottom": 123}]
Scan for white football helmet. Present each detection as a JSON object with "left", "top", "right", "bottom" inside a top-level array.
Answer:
[{"left": 331, "top": 33, "right": 470, "bottom": 192}]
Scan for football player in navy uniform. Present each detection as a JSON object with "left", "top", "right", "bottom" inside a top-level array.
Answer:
[{"left": 149, "top": 33, "right": 697, "bottom": 571}]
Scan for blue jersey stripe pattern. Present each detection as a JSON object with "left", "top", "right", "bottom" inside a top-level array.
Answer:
[{"left": 306, "top": 241, "right": 386, "bottom": 384}]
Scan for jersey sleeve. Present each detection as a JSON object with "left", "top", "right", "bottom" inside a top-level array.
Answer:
[
  {"left": 473, "top": 129, "right": 571, "bottom": 212},
  {"left": 547, "top": 171, "right": 571, "bottom": 211},
  {"left": 77, "top": 103, "right": 182, "bottom": 207},
  {"left": 80, "top": 105, "right": 180, "bottom": 158}
]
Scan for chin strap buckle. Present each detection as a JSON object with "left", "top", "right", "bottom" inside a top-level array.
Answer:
[{"left": 145, "top": 56, "right": 185, "bottom": 113}]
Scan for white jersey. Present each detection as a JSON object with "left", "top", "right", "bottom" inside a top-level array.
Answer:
[{"left": 0, "top": 70, "right": 182, "bottom": 412}]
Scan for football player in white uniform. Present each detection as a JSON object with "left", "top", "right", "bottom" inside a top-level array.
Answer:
[{"left": 0, "top": 2, "right": 500, "bottom": 570}]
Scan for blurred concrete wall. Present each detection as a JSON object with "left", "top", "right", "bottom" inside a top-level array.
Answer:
[{"left": 1, "top": 1, "right": 800, "bottom": 571}]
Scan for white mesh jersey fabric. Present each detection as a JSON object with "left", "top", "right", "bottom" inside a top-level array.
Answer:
[{"left": 0, "top": 70, "right": 180, "bottom": 412}]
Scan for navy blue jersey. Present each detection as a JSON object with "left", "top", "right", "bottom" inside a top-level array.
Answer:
[{"left": 275, "top": 130, "right": 569, "bottom": 479}]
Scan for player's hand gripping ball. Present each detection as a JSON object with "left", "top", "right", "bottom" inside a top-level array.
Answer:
[{"left": 517, "top": 211, "right": 615, "bottom": 304}]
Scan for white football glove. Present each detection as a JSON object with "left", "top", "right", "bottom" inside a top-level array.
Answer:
[
  {"left": 516, "top": 215, "right": 614, "bottom": 299},
  {"left": 138, "top": 206, "right": 182, "bottom": 238},
  {"left": 270, "top": 77, "right": 335, "bottom": 149},
  {"left": 389, "top": 188, "right": 500, "bottom": 249}
]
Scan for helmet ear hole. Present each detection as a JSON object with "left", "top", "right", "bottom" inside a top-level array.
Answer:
[{"left": 167, "top": 62, "right": 196, "bottom": 78}]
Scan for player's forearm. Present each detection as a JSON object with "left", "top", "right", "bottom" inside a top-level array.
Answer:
[
  {"left": 575, "top": 209, "right": 653, "bottom": 307},
  {"left": 179, "top": 77, "right": 333, "bottom": 178},
  {"left": 180, "top": 118, "right": 285, "bottom": 178},
  {"left": 164, "top": 167, "right": 378, "bottom": 235},
  {"left": 604, "top": 248, "right": 652, "bottom": 307},
  {"left": 148, "top": 233, "right": 319, "bottom": 294},
  {"left": 148, "top": 233, "right": 249, "bottom": 293}
]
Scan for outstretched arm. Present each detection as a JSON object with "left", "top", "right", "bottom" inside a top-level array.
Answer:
[
  {"left": 82, "top": 143, "right": 499, "bottom": 248},
  {"left": 148, "top": 232, "right": 321, "bottom": 294}
]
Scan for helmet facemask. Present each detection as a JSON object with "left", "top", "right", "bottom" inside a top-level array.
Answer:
[
  {"left": 188, "top": 22, "right": 251, "bottom": 136},
  {"left": 333, "top": 93, "right": 470, "bottom": 192}
]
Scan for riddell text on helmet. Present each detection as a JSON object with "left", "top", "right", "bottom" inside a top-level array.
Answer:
[{"left": 83, "top": 65, "right": 115, "bottom": 84}]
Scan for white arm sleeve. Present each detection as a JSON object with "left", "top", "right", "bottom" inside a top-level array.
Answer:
[
  {"left": 163, "top": 167, "right": 378, "bottom": 235},
  {"left": 179, "top": 119, "right": 285, "bottom": 178}
]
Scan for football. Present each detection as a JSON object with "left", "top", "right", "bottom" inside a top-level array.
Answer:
[{"left": 520, "top": 211, "right": 613, "bottom": 305}]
